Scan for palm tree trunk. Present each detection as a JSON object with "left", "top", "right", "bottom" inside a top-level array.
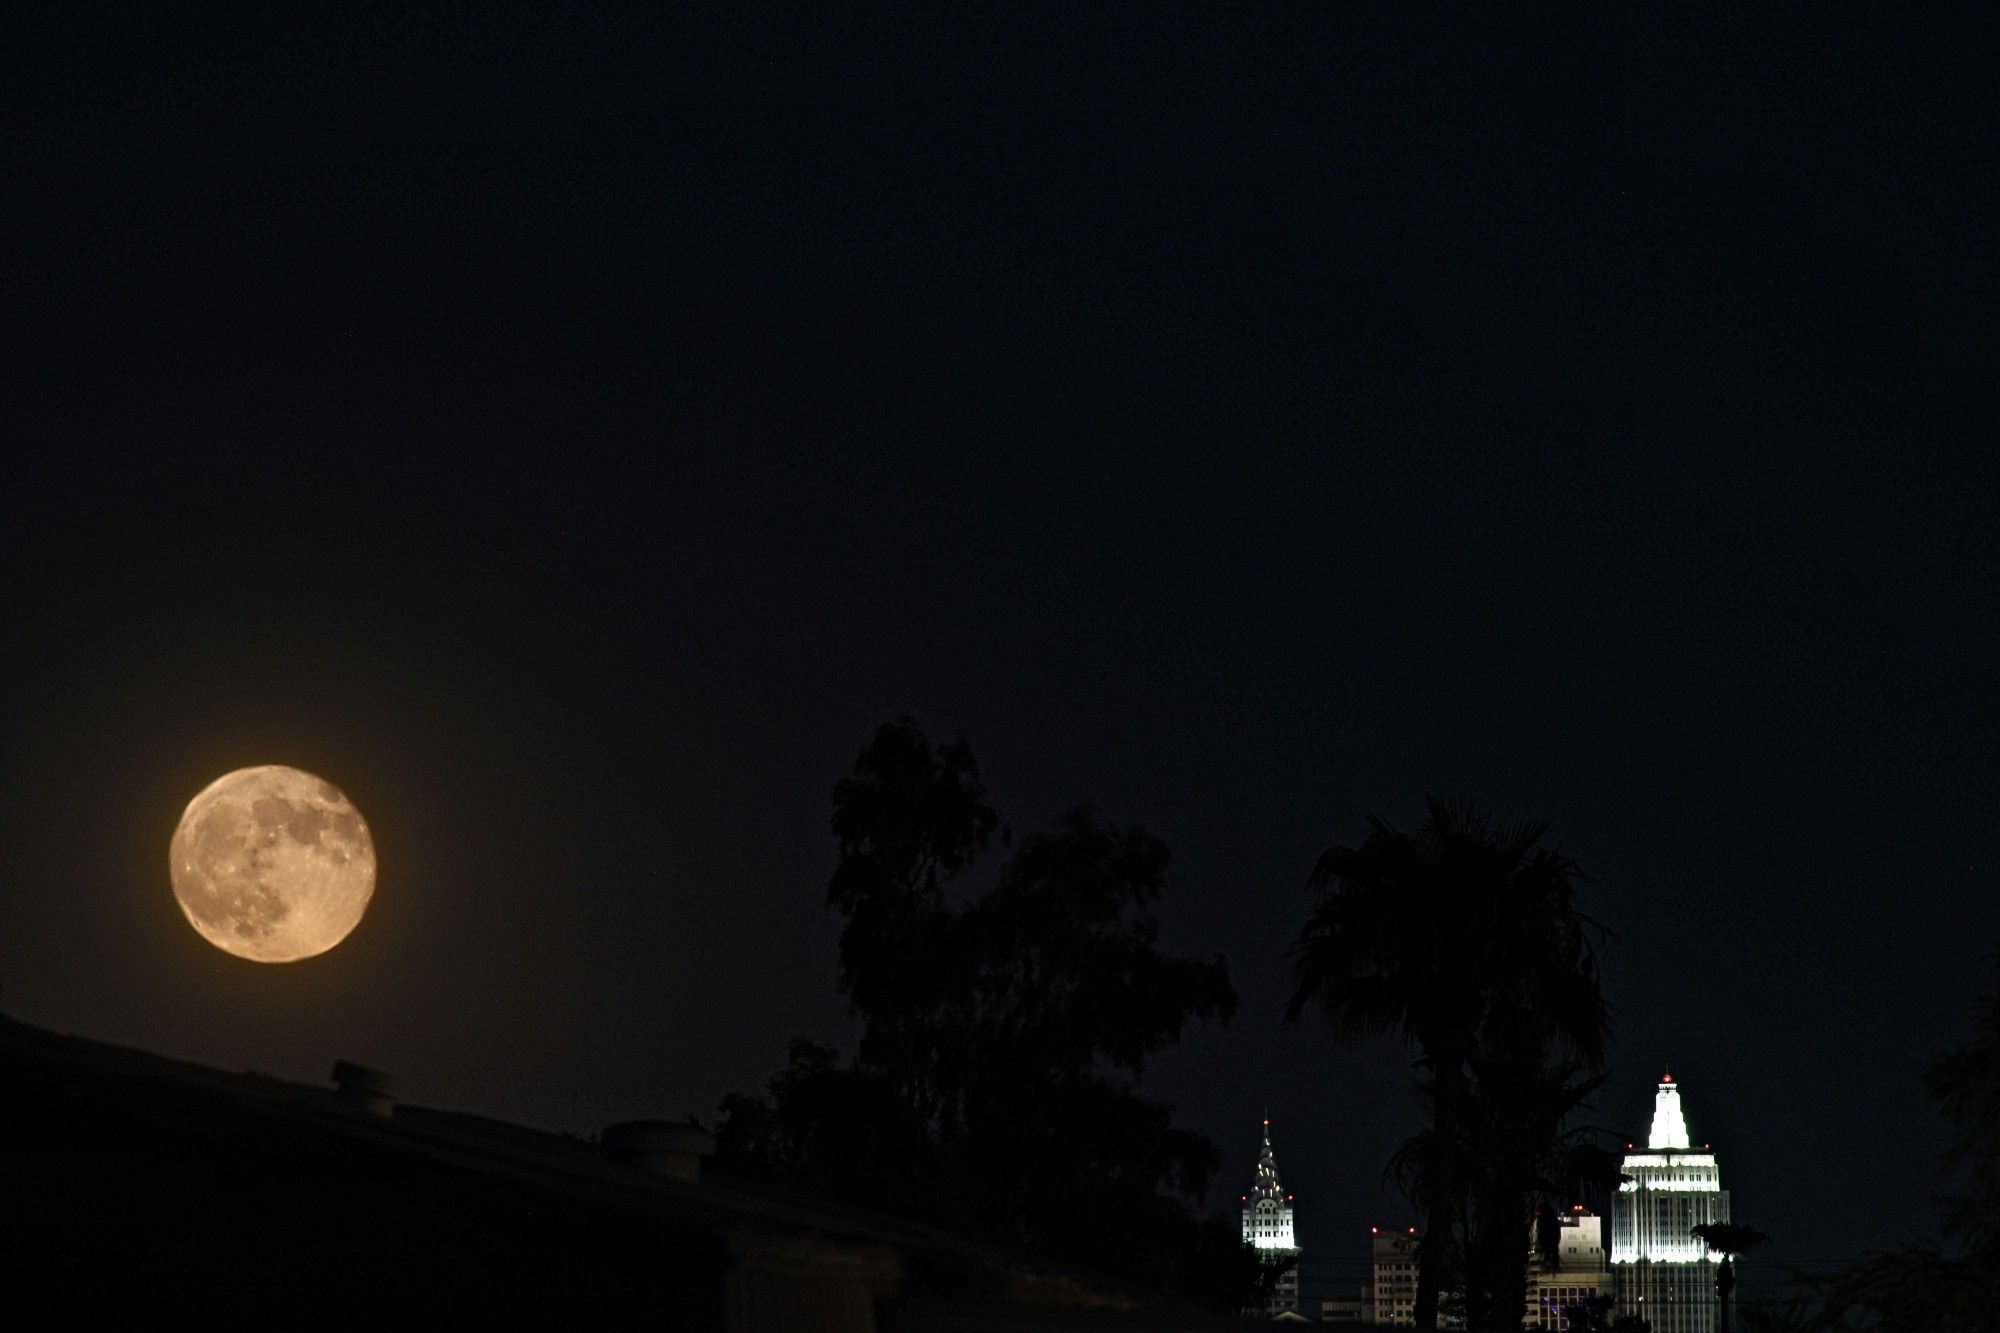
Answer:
[
  {"left": 1470, "top": 1182, "right": 1529, "bottom": 1333},
  {"left": 1414, "top": 1058, "right": 1467, "bottom": 1330},
  {"left": 1414, "top": 1190, "right": 1450, "bottom": 1329}
]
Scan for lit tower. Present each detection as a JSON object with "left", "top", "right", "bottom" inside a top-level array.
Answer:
[
  {"left": 1611, "top": 1073, "right": 1732, "bottom": 1333},
  {"left": 1241, "top": 1119, "right": 1301, "bottom": 1317}
]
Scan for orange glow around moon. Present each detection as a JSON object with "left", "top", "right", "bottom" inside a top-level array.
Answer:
[{"left": 169, "top": 766, "right": 376, "bottom": 963}]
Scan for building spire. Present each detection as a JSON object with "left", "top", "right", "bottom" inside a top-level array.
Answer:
[
  {"left": 1241, "top": 1115, "right": 1301, "bottom": 1314},
  {"left": 1253, "top": 1117, "right": 1285, "bottom": 1200},
  {"left": 1647, "top": 1072, "right": 1692, "bottom": 1150}
]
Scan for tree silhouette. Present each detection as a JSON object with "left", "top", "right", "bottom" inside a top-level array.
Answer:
[
  {"left": 825, "top": 720, "right": 998, "bottom": 1131},
  {"left": 1692, "top": 1222, "right": 1769, "bottom": 1333},
  {"left": 1809, "top": 942, "right": 2000, "bottom": 1331},
  {"left": 1388, "top": 1057, "right": 1622, "bottom": 1331},
  {"left": 1734, "top": 1294, "right": 1820, "bottom": 1333},
  {"left": 1461, "top": 1059, "right": 1622, "bottom": 1331},
  {"left": 1563, "top": 1292, "right": 1652, "bottom": 1333},
  {"left": 1286, "top": 799, "right": 1609, "bottom": 1330},
  {"left": 718, "top": 720, "right": 1243, "bottom": 1303}
]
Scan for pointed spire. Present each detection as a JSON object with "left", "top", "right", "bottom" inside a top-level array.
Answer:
[
  {"left": 1252, "top": 1117, "right": 1286, "bottom": 1199},
  {"left": 1647, "top": 1073, "right": 1692, "bottom": 1150}
]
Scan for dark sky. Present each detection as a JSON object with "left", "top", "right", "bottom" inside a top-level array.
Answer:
[{"left": 5, "top": 6, "right": 1994, "bottom": 1301}]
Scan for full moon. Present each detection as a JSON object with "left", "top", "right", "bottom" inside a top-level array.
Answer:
[{"left": 170, "top": 766, "right": 376, "bottom": 963}]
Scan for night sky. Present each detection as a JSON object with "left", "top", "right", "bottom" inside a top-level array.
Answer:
[{"left": 6, "top": 7, "right": 1994, "bottom": 1303}]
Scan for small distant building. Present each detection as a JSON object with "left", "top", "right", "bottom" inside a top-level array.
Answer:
[
  {"left": 1329, "top": 1228, "right": 1463, "bottom": 1328},
  {"left": 1369, "top": 1227, "right": 1421, "bottom": 1325},
  {"left": 1241, "top": 1119, "right": 1301, "bottom": 1317},
  {"left": 1526, "top": 1207, "right": 1614, "bottom": 1330},
  {"left": 1321, "top": 1292, "right": 1368, "bottom": 1325},
  {"left": 1611, "top": 1073, "right": 1732, "bottom": 1333}
]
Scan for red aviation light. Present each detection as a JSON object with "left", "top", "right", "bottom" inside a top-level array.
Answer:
[{"left": 1371, "top": 1226, "right": 1380, "bottom": 1234}]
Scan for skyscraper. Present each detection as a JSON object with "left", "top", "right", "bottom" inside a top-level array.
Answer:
[
  {"left": 1611, "top": 1074, "right": 1731, "bottom": 1333},
  {"left": 1241, "top": 1119, "right": 1300, "bottom": 1317}
]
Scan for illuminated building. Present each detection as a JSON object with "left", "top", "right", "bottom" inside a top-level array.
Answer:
[
  {"left": 1526, "top": 1207, "right": 1613, "bottom": 1330},
  {"left": 1241, "top": 1119, "right": 1301, "bottom": 1316},
  {"left": 1370, "top": 1227, "right": 1421, "bottom": 1325},
  {"left": 1611, "top": 1074, "right": 1731, "bottom": 1333},
  {"left": 1318, "top": 1227, "right": 1465, "bottom": 1327},
  {"left": 1359, "top": 1228, "right": 1465, "bottom": 1328}
]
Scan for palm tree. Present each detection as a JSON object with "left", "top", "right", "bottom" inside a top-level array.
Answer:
[
  {"left": 1392, "top": 1057, "right": 1624, "bottom": 1332},
  {"left": 1692, "top": 1222, "right": 1769, "bottom": 1333},
  {"left": 1464, "top": 1060, "right": 1623, "bottom": 1332},
  {"left": 1286, "top": 798, "right": 1608, "bottom": 1330}
]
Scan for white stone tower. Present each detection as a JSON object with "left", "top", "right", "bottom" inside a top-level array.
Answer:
[
  {"left": 1611, "top": 1073, "right": 1731, "bottom": 1333},
  {"left": 1241, "top": 1118, "right": 1301, "bottom": 1317}
]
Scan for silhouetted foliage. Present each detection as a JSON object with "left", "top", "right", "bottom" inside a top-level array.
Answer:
[
  {"left": 1462, "top": 1061, "right": 1622, "bottom": 1331},
  {"left": 1563, "top": 1293, "right": 1651, "bottom": 1333},
  {"left": 1734, "top": 1294, "right": 1820, "bottom": 1333},
  {"left": 1693, "top": 1223, "right": 1768, "bottom": 1333},
  {"left": 712, "top": 1040, "right": 931, "bottom": 1216},
  {"left": 1691, "top": 1222, "right": 1769, "bottom": 1256},
  {"left": 1286, "top": 798, "right": 1611, "bottom": 1331},
  {"left": 717, "top": 720, "right": 1246, "bottom": 1306},
  {"left": 1249, "top": 1248, "right": 1301, "bottom": 1316},
  {"left": 1388, "top": 1057, "right": 1623, "bottom": 1331},
  {"left": 1534, "top": 1202, "right": 1563, "bottom": 1272},
  {"left": 1804, "top": 942, "right": 2000, "bottom": 1331}
]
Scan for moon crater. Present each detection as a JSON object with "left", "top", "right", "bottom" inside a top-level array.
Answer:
[{"left": 170, "top": 766, "right": 375, "bottom": 962}]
